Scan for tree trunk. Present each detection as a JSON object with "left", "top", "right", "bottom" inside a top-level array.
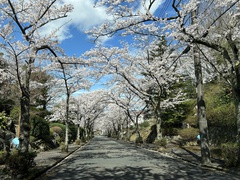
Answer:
[
  {"left": 64, "top": 93, "right": 70, "bottom": 152},
  {"left": 135, "top": 118, "right": 143, "bottom": 143},
  {"left": 77, "top": 124, "right": 80, "bottom": 140},
  {"left": 19, "top": 90, "right": 31, "bottom": 153},
  {"left": 236, "top": 92, "right": 240, "bottom": 143},
  {"left": 234, "top": 54, "right": 240, "bottom": 143},
  {"left": 19, "top": 64, "right": 32, "bottom": 153},
  {"left": 125, "top": 118, "right": 130, "bottom": 141},
  {"left": 154, "top": 103, "right": 162, "bottom": 140},
  {"left": 156, "top": 117, "right": 162, "bottom": 139},
  {"left": 193, "top": 45, "right": 211, "bottom": 165},
  {"left": 191, "top": 10, "right": 211, "bottom": 165},
  {"left": 64, "top": 122, "right": 69, "bottom": 145}
]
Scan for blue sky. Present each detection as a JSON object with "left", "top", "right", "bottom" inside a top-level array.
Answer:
[
  {"left": 41, "top": 0, "right": 166, "bottom": 92},
  {"left": 41, "top": 0, "right": 166, "bottom": 57}
]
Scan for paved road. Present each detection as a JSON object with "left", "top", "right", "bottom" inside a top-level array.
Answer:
[{"left": 39, "top": 136, "right": 238, "bottom": 180}]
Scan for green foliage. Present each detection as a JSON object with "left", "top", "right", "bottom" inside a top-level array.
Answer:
[
  {"left": 129, "top": 125, "right": 134, "bottom": 130},
  {"left": 204, "top": 81, "right": 236, "bottom": 144},
  {"left": 30, "top": 70, "right": 53, "bottom": 112},
  {"left": 49, "top": 122, "right": 77, "bottom": 143},
  {"left": 50, "top": 126, "right": 63, "bottom": 135},
  {"left": 50, "top": 122, "right": 66, "bottom": 130},
  {"left": 0, "top": 99, "right": 15, "bottom": 116},
  {"left": 205, "top": 82, "right": 234, "bottom": 116},
  {"left": 60, "top": 142, "right": 68, "bottom": 152},
  {"left": 184, "top": 115, "right": 197, "bottom": 127},
  {"left": 139, "top": 121, "right": 150, "bottom": 128},
  {"left": 50, "top": 125, "right": 64, "bottom": 144},
  {"left": 30, "top": 106, "right": 51, "bottom": 119},
  {"left": 135, "top": 136, "right": 143, "bottom": 144},
  {"left": 9, "top": 106, "right": 20, "bottom": 124},
  {"left": 7, "top": 149, "right": 37, "bottom": 176},
  {"left": 31, "top": 115, "right": 50, "bottom": 141},
  {"left": 178, "top": 127, "right": 198, "bottom": 141},
  {"left": 162, "top": 99, "right": 196, "bottom": 132},
  {"left": 69, "top": 123, "right": 77, "bottom": 142},
  {"left": 75, "top": 139, "right": 81, "bottom": 145},
  {"left": 0, "top": 150, "right": 7, "bottom": 164},
  {"left": 221, "top": 143, "right": 240, "bottom": 167},
  {"left": 0, "top": 111, "right": 8, "bottom": 130},
  {"left": 207, "top": 103, "right": 235, "bottom": 126},
  {"left": 154, "top": 138, "right": 168, "bottom": 148},
  {"left": 29, "top": 136, "right": 37, "bottom": 143},
  {"left": 162, "top": 128, "right": 178, "bottom": 136}
]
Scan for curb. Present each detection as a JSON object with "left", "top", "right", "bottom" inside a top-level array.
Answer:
[{"left": 29, "top": 144, "right": 87, "bottom": 180}]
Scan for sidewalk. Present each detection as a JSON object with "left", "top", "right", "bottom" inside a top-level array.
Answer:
[
  {"left": 137, "top": 141, "right": 240, "bottom": 177},
  {"left": 27, "top": 144, "right": 84, "bottom": 180}
]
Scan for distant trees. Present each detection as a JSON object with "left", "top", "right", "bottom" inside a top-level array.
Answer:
[
  {"left": 49, "top": 90, "right": 107, "bottom": 143},
  {"left": 84, "top": 38, "right": 188, "bottom": 141},
  {"left": 108, "top": 84, "right": 147, "bottom": 141},
  {"left": 30, "top": 70, "right": 53, "bottom": 112},
  {"left": 48, "top": 59, "right": 91, "bottom": 151}
]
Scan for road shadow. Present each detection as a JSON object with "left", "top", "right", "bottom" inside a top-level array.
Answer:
[
  {"left": 41, "top": 161, "right": 237, "bottom": 180},
  {"left": 178, "top": 146, "right": 201, "bottom": 161},
  {"left": 37, "top": 136, "right": 238, "bottom": 180},
  {"left": 172, "top": 146, "right": 225, "bottom": 167}
]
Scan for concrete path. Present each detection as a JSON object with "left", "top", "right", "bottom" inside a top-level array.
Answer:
[{"left": 37, "top": 136, "right": 239, "bottom": 180}]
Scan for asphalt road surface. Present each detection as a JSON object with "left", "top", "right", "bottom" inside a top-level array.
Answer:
[{"left": 39, "top": 136, "right": 238, "bottom": 180}]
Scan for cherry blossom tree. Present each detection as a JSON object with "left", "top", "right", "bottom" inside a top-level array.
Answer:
[
  {"left": 47, "top": 59, "right": 92, "bottom": 151},
  {"left": 83, "top": 41, "right": 187, "bottom": 142},
  {"left": 0, "top": 53, "right": 8, "bottom": 86},
  {"left": 0, "top": 0, "right": 73, "bottom": 153},
  {"left": 99, "top": 103, "right": 127, "bottom": 138},
  {"left": 88, "top": 0, "right": 240, "bottom": 165},
  {"left": 71, "top": 90, "right": 108, "bottom": 139},
  {"left": 69, "top": 97, "right": 84, "bottom": 142},
  {"left": 108, "top": 83, "right": 147, "bottom": 141},
  {"left": 162, "top": 0, "right": 240, "bottom": 164}
]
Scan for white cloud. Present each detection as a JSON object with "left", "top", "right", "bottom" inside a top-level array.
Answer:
[
  {"left": 39, "top": 0, "right": 109, "bottom": 41},
  {"left": 66, "top": 0, "right": 108, "bottom": 31},
  {"left": 39, "top": 19, "right": 73, "bottom": 41},
  {"left": 38, "top": 0, "right": 163, "bottom": 42}
]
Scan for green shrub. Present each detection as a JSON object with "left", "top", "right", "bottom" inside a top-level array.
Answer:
[
  {"left": 0, "top": 111, "right": 8, "bottom": 130},
  {"left": 221, "top": 143, "right": 240, "bottom": 167},
  {"left": 154, "top": 138, "right": 168, "bottom": 148},
  {"left": 178, "top": 127, "right": 198, "bottom": 141},
  {"left": 139, "top": 121, "right": 150, "bottom": 128},
  {"left": 129, "top": 125, "right": 134, "bottom": 130},
  {"left": 31, "top": 115, "right": 50, "bottom": 141},
  {"left": 60, "top": 142, "right": 68, "bottom": 152},
  {"left": 162, "top": 128, "right": 179, "bottom": 136},
  {"left": 207, "top": 103, "right": 235, "bottom": 127},
  {"left": 50, "top": 122, "right": 66, "bottom": 130},
  {"left": 75, "top": 139, "right": 81, "bottom": 145},
  {"left": 69, "top": 123, "right": 77, "bottom": 142},
  {"left": 184, "top": 115, "right": 197, "bottom": 127},
  {"left": 29, "top": 136, "right": 37, "bottom": 143},
  {"left": 7, "top": 149, "right": 37, "bottom": 177},
  {"left": 50, "top": 126, "right": 63, "bottom": 135},
  {"left": 135, "top": 136, "right": 143, "bottom": 144},
  {"left": 0, "top": 150, "right": 7, "bottom": 164}
]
